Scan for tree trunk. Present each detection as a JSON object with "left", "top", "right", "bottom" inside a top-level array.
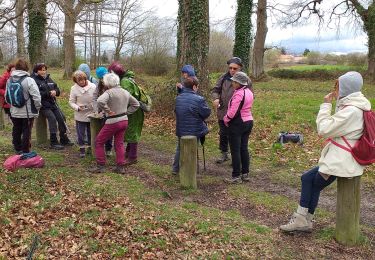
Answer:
[
  {"left": 233, "top": 0, "right": 253, "bottom": 73},
  {"left": 252, "top": 0, "right": 267, "bottom": 80},
  {"left": 365, "top": 7, "right": 375, "bottom": 80},
  {"left": 63, "top": 14, "right": 76, "bottom": 79},
  {"left": 27, "top": 0, "right": 47, "bottom": 66},
  {"left": 177, "top": 0, "right": 210, "bottom": 89},
  {"left": 16, "top": 0, "right": 26, "bottom": 57}
]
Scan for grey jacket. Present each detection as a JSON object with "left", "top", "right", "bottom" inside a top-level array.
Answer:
[{"left": 9, "top": 70, "right": 41, "bottom": 118}]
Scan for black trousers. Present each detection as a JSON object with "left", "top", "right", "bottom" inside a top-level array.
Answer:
[
  {"left": 228, "top": 120, "right": 253, "bottom": 178},
  {"left": 11, "top": 117, "right": 34, "bottom": 153},
  {"left": 41, "top": 108, "right": 66, "bottom": 135},
  {"left": 218, "top": 120, "right": 229, "bottom": 153}
]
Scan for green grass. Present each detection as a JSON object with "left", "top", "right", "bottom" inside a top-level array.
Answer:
[{"left": 286, "top": 64, "right": 366, "bottom": 71}]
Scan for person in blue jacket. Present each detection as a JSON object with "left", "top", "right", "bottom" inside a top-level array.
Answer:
[
  {"left": 176, "top": 64, "right": 195, "bottom": 94},
  {"left": 172, "top": 76, "right": 211, "bottom": 174}
]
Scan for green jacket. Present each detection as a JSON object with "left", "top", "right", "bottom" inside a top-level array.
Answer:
[{"left": 120, "top": 71, "right": 144, "bottom": 143}]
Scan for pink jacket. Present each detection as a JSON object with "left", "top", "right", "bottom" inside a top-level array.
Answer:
[{"left": 223, "top": 87, "right": 253, "bottom": 126}]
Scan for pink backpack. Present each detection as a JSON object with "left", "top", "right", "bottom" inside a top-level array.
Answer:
[
  {"left": 330, "top": 110, "right": 375, "bottom": 165},
  {"left": 3, "top": 154, "right": 45, "bottom": 172}
]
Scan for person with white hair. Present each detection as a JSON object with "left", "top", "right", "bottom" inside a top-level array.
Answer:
[
  {"left": 90, "top": 72, "right": 140, "bottom": 174},
  {"left": 280, "top": 71, "right": 371, "bottom": 233}
]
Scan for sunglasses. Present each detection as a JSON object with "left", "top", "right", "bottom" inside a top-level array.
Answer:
[{"left": 229, "top": 67, "right": 240, "bottom": 70}]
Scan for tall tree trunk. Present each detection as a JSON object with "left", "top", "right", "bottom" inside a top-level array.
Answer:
[
  {"left": 233, "top": 0, "right": 253, "bottom": 73},
  {"left": 252, "top": 0, "right": 267, "bottom": 80},
  {"left": 177, "top": 0, "right": 210, "bottom": 89},
  {"left": 365, "top": 4, "right": 375, "bottom": 80},
  {"left": 63, "top": 13, "right": 76, "bottom": 79},
  {"left": 27, "top": 0, "right": 47, "bottom": 66},
  {"left": 16, "top": 0, "right": 26, "bottom": 57}
]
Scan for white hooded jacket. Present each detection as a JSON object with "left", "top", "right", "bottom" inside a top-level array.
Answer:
[{"left": 317, "top": 92, "right": 371, "bottom": 177}]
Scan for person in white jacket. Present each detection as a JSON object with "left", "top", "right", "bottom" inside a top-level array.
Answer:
[
  {"left": 69, "top": 70, "right": 96, "bottom": 157},
  {"left": 280, "top": 71, "right": 371, "bottom": 232}
]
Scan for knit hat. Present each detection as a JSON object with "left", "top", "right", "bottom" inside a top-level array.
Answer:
[
  {"left": 108, "top": 61, "right": 125, "bottom": 78},
  {"left": 96, "top": 66, "right": 108, "bottom": 79},
  {"left": 181, "top": 64, "right": 195, "bottom": 76},
  {"left": 227, "top": 57, "right": 243, "bottom": 67},
  {"left": 78, "top": 63, "right": 91, "bottom": 78},
  {"left": 230, "top": 71, "right": 250, "bottom": 86},
  {"left": 338, "top": 71, "right": 363, "bottom": 97}
]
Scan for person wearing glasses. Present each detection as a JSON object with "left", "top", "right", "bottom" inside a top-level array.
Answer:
[{"left": 211, "top": 57, "right": 252, "bottom": 164}]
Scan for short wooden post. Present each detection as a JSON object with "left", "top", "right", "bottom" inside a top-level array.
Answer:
[
  {"left": 179, "top": 136, "right": 197, "bottom": 189},
  {"left": 335, "top": 176, "right": 361, "bottom": 246},
  {"left": 89, "top": 115, "right": 103, "bottom": 157},
  {"left": 36, "top": 113, "right": 48, "bottom": 145},
  {"left": 0, "top": 107, "right": 5, "bottom": 130}
]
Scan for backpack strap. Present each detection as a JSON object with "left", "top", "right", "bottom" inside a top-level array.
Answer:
[{"left": 328, "top": 137, "right": 352, "bottom": 153}]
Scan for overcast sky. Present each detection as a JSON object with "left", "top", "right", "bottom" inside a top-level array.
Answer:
[{"left": 143, "top": 0, "right": 368, "bottom": 54}]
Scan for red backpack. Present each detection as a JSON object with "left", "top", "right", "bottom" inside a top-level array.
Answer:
[{"left": 330, "top": 110, "right": 375, "bottom": 165}]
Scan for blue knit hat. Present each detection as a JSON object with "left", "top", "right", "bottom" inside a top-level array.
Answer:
[
  {"left": 96, "top": 66, "right": 108, "bottom": 79},
  {"left": 181, "top": 64, "right": 195, "bottom": 76}
]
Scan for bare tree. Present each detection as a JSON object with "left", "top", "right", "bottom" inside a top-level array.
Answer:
[
  {"left": 53, "top": 0, "right": 104, "bottom": 78},
  {"left": 282, "top": 0, "right": 375, "bottom": 80},
  {"left": 252, "top": 0, "right": 268, "bottom": 80}
]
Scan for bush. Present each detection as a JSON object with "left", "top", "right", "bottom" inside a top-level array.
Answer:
[{"left": 306, "top": 51, "right": 322, "bottom": 65}]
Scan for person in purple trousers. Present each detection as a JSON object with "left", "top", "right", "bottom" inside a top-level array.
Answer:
[{"left": 90, "top": 72, "right": 139, "bottom": 174}]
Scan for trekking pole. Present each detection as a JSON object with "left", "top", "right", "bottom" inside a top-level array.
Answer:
[
  {"left": 202, "top": 144, "right": 206, "bottom": 172},
  {"left": 197, "top": 145, "right": 200, "bottom": 175}
]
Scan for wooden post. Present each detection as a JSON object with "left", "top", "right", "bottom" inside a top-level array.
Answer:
[
  {"left": 179, "top": 136, "right": 197, "bottom": 189},
  {"left": 36, "top": 113, "right": 48, "bottom": 145},
  {"left": 335, "top": 176, "right": 361, "bottom": 246},
  {"left": 0, "top": 107, "right": 4, "bottom": 130},
  {"left": 89, "top": 115, "right": 103, "bottom": 157}
]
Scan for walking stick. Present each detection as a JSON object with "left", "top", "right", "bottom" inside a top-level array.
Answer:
[{"left": 202, "top": 144, "right": 206, "bottom": 172}]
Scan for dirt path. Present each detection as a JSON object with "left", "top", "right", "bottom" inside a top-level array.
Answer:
[{"left": 137, "top": 142, "right": 375, "bottom": 234}]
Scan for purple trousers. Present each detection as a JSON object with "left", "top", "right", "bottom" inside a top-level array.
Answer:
[{"left": 95, "top": 120, "right": 128, "bottom": 166}]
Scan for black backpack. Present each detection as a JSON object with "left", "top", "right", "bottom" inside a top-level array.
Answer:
[{"left": 5, "top": 76, "right": 28, "bottom": 108}]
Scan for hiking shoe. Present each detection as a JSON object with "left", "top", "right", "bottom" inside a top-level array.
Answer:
[
  {"left": 89, "top": 165, "right": 105, "bottom": 174},
  {"left": 114, "top": 165, "right": 125, "bottom": 174},
  {"left": 224, "top": 177, "right": 242, "bottom": 184},
  {"left": 50, "top": 143, "right": 64, "bottom": 150},
  {"left": 60, "top": 134, "right": 74, "bottom": 146},
  {"left": 280, "top": 206, "right": 311, "bottom": 232},
  {"left": 215, "top": 152, "right": 229, "bottom": 164},
  {"left": 241, "top": 173, "right": 250, "bottom": 182},
  {"left": 124, "top": 159, "right": 137, "bottom": 166},
  {"left": 106, "top": 150, "right": 112, "bottom": 157}
]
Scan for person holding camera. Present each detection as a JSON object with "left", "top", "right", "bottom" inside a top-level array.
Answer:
[
  {"left": 280, "top": 71, "right": 371, "bottom": 232},
  {"left": 211, "top": 57, "right": 253, "bottom": 164},
  {"left": 69, "top": 70, "right": 96, "bottom": 157},
  {"left": 172, "top": 76, "right": 211, "bottom": 175},
  {"left": 223, "top": 72, "right": 254, "bottom": 184}
]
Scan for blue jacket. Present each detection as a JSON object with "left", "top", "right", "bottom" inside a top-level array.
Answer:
[{"left": 175, "top": 88, "right": 211, "bottom": 137}]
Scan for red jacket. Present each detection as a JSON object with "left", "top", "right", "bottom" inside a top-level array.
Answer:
[{"left": 0, "top": 70, "right": 11, "bottom": 108}]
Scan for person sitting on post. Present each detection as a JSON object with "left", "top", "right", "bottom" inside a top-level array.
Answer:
[
  {"left": 172, "top": 76, "right": 211, "bottom": 175},
  {"left": 280, "top": 71, "right": 371, "bottom": 233},
  {"left": 31, "top": 63, "right": 73, "bottom": 149}
]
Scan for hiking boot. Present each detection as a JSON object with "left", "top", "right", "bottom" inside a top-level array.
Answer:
[
  {"left": 241, "top": 173, "right": 250, "bottom": 182},
  {"left": 280, "top": 206, "right": 312, "bottom": 232},
  {"left": 50, "top": 133, "right": 64, "bottom": 150},
  {"left": 114, "top": 165, "right": 125, "bottom": 174},
  {"left": 306, "top": 212, "right": 314, "bottom": 230},
  {"left": 79, "top": 148, "right": 85, "bottom": 158},
  {"left": 89, "top": 164, "right": 105, "bottom": 174},
  {"left": 60, "top": 133, "right": 74, "bottom": 146},
  {"left": 124, "top": 159, "right": 137, "bottom": 166},
  {"left": 224, "top": 176, "right": 242, "bottom": 184},
  {"left": 215, "top": 152, "right": 229, "bottom": 164}
]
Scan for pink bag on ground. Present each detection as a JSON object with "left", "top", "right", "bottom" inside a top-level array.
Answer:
[{"left": 3, "top": 154, "right": 45, "bottom": 172}]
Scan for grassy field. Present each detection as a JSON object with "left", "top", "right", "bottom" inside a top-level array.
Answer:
[{"left": 0, "top": 68, "right": 374, "bottom": 258}]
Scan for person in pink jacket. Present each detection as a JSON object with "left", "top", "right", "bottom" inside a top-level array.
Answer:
[{"left": 223, "top": 71, "right": 254, "bottom": 184}]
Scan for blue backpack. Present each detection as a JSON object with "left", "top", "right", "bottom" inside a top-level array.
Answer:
[{"left": 5, "top": 76, "right": 27, "bottom": 108}]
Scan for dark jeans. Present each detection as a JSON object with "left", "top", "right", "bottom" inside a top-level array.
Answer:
[
  {"left": 11, "top": 117, "right": 34, "bottom": 153},
  {"left": 76, "top": 121, "right": 91, "bottom": 148},
  {"left": 228, "top": 120, "right": 253, "bottom": 178},
  {"left": 218, "top": 120, "right": 229, "bottom": 153},
  {"left": 300, "top": 166, "right": 337, "bottom": 214},
  {"left": 41, "top": 108, "right": 66, "bottom": 135}
]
